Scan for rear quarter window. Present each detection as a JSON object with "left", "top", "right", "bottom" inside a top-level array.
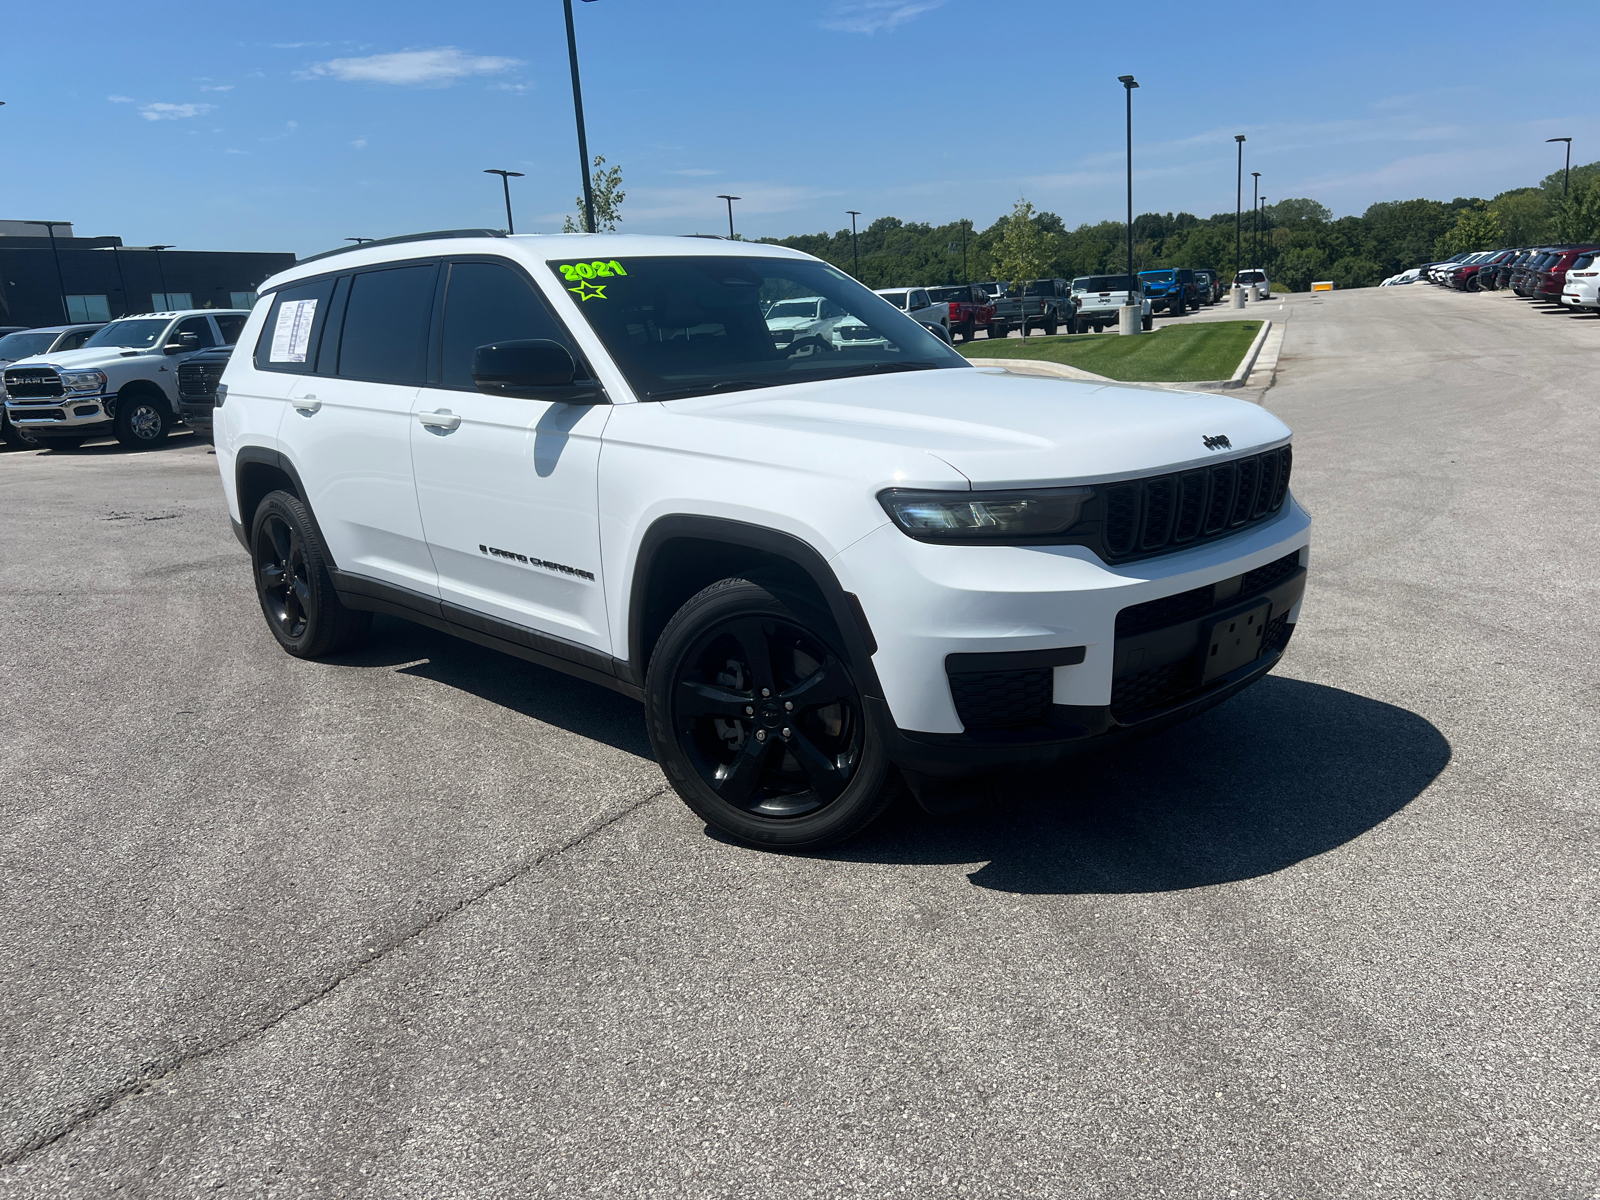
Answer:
[{"left": 253, "top": 277, "right": 337, "bottom": 375}]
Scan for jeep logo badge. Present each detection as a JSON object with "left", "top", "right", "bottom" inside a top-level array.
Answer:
[{"left": 1202, "top": 434, "right": 1232, "bottom": 451}]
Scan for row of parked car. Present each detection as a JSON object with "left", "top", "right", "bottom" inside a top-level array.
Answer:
[
  {"left": 1382, "top": 244, "right": 1600, "bottom": 310},
  {"left": 860, "top": 267, "right": 1263, "bottom": 344},
  {"left": 0, "top": 310, "right": 237, "bottom": 450}
]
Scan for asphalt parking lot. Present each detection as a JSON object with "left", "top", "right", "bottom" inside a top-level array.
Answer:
[{"left": 2, "top": 284, "right": 1596, "bottom": 1198}]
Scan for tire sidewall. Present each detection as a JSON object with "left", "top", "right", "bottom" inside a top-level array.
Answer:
[
  {"left": 645, "top": 578, "right": 894, "bottom": 850},
  {"left": 115, "top": 391, "right": 170, "bottom": 448}
]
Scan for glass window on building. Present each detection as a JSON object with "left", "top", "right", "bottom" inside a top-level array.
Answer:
[
  {"left": 65, "top": 295, "right": 112, "bottom": 323},
  {"left": 152, "top": 293, "right": 194, "bottom": 311},
  {"left": 230, "top": 292, "right": 260, "bottom": 309}
]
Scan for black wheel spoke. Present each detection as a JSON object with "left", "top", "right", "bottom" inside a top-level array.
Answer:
[
  {"left": 714, "top": 732, "right": 773, "bottom": 805},
  {"left": 258, "top": 563, "right": 286, "bottom": 592},
  {"left": 290, "top": 576, "right": 312, "bottom": 614},
  {"left": 727, "top": 617, "right": 778, "bottom": 697},
  {"left": 779, "top": 654, "right": 852, "bottom": 712},
  {"left": 678, "top": 681, "right": 752, "bottom": 721},
  {"left": 265, "top": 518, "right": 291, "bottom": 565},
  {"left": 786, "top": 728, "right": 848, "bottom": 803}
]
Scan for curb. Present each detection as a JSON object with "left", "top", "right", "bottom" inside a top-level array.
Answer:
[{"left": 1229, "top": 319, "right": 1272, "bottom": 387}]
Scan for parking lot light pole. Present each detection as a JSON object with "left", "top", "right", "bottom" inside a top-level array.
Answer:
[
  {"left": 564, "top": 0, "right": 599, "bottom": 233},
  {"left": 1251, "top": 172, "right": 1260, "bottom": 273},
  {"left": 484, "top": 169, "right": 525, "bottom": 233},
  {"left": 1118, "top": 75, "right": 1139, "bottom": 336},
  {"left": 24, "top": 221, "right": 72, "bottom": 322},
  {"left": 147, "top": 246, "right": 174, "bottom": 309},
  {"left": 961, "top": 218, "right": 970, "bottom": 284},
  {"left": 1259, "top": 197, "right": 1268, "bottom": 277},
  {"left": 846, "top": 211, "right": 862, "bottom": 279},
  {"left": 1547, "top": 137, "right": 1572, "bottom": 196},
  {"left": 1233, "top": 135, "right": 1246, "bottom": 306},
  {"left": 718, "top": 195, "right": 740, "bottom": 240}
]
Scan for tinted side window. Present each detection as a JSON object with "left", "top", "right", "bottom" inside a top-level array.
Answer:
[
  {"left": 338, "top": 264, "right": 437, "bottom": 385},
  {"left": 214, "top": 314, "right": 248, "bottom": 345},
  {"left": 439, "top": 261, "right": 574, "bottom": 391},
  {"left": 175, "top": 316, "right": 217, "bottom": 349},
  {"left": 57, "top": 330, "right": 95, "bottom": 351},
  {"left": 254, "top": 277, "right": 337, "bottom": 374}
]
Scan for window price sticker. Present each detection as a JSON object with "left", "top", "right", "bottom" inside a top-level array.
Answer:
[{"left": 270, "top": 298, "right": 318, "bottom": 362}]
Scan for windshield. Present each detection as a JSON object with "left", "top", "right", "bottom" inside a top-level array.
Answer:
[
  {"left": 1139, "top": 270, "right": 1175, "bottom": 283},
  {"left": 549, "top": 254, "right": 965, "bottom": 402},
  {"left": 1074, "top": 276, "right": 1136, "bottom": 292},
  {"left": 765, "top": 299, "right": 822, "bottom": 320},
  {"left": 82, "top": 318, "right": 171, "bottom": 349},
  {"left": 1023, "top": 280, "right": 1057, "bottom": 296},
  {"left": 0, "top": 331, "right": 58, "bottom": 360}
]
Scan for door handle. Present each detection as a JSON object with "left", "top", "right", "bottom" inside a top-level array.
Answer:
[
  {"left": 417, "top": 409, "right": 462, "bottom": 432},
  {"left": 290, "top": 395, "right": 321, "bottom": 414}
]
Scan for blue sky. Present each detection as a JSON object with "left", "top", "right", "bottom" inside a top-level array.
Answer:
[{"left": 6, "top": 1, "right": 1599, "bottom": 257}]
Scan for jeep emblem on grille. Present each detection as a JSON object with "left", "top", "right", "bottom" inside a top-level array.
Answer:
[{"left": 1202, "top": 434, "right": 1232, "bottom": 451}]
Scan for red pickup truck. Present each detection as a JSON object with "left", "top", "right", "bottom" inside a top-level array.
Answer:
[{"left": 927, "top": 284, "right": 1000, "bottom": 341}]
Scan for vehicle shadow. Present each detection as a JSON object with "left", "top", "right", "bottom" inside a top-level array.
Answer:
[
  {"left": 821, "top": 675, "right": 1450, "bottom": 896},
  {"left": 40, "top": 432, "right": 204, "bottom": 455},
  {"left": 333, "top": 615, "right": 654, "bottom": 760}
]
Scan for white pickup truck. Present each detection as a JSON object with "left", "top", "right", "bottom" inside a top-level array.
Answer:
[{"left": 1, "top": 308, "right": 249, "bottom": 448}]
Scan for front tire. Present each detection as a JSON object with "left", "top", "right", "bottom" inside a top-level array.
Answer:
[
  {"left": 1142, "top": 313, "right": 1154, "bottom": 331},
  {"left": 114, "top": 391, "right": 171, "bottom": 448},
  {"left": 250, "top": 490, "right": 371, "bottom": 658},
  {"left": 646, "top": 578, "right": 898, "bottom": 850},
  {"left": 1, "top": 414, "right": 39, "bottom": 450}
]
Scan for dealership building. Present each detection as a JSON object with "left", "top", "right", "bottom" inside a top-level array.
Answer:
[{"left": 0, "top": 221, "right": 294, "bottom": 328}]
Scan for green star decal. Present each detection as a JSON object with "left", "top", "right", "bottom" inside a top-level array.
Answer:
[{"left": 569, "top": 280, "right": 607, "bottom": 301}]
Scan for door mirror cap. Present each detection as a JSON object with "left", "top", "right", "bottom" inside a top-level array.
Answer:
[{"left": 471, "top": 339, "right": 607, "bottom": 404}]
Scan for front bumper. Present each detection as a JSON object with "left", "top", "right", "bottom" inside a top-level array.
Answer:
[
  {"left": 5, "top": 397, "right": 114, "bottom": 435},
  {"left": 178, "top": 401, "right": 215, "bottom": 430},
  {"left": 835, "top": 500, "right": 1312, "bottom": 778}
]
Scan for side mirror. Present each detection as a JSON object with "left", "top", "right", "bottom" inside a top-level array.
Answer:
[
  {"left": 471, "top": 339, "right": 606, "bottom": 404},
  {"left": 165, "top": 331, "right": 200, "bottom": 354}
]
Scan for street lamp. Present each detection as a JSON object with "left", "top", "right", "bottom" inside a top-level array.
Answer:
[
  {"left": 484, "top": 168, "right": 525, "bottom": 233},
  {"left": 1547, "top": 137, "right": 1573, "bottom": 196},
  {"left": 1119, "top": 75, "right": 1139, "bottom": 334},
  {"left": 564, "top": 0, "right": 599, "bottom": 233},
  {"left": 961, "top": 218, "right": 971, "bottom": 284},
  {"left": 1234, "top": 135, "right": 1246, "bottom": 296},
  {"left": 147, "top": 246, "right": 174, "bottom": 309},
  {"left": 717, "top": 194, "right": 741, "bottom": 240},
  {"left": 846, "top": 210, "right": 862, "bottom": 279},
  {"left": 24, "top": 221, "right": 72, "bottom": 322},
  {"left": 1251, "top": 172, "right": 1260, "bottom": 271}
]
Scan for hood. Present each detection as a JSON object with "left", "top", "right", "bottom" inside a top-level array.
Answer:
[
  {"left": 663, "top": 366, "right": 1290, "bottom": 488},
  {"left": 5, "top": 346, "right": 158, "bottom": 372}
]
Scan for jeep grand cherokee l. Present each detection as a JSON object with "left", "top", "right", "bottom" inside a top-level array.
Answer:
[{"left": 216, "top": 231, "right": 1310, "bottom": 850}]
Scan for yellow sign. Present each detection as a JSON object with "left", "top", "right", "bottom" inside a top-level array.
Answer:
[{"left": 1311, "top": 280, "right": 1333, "bottom": 292}]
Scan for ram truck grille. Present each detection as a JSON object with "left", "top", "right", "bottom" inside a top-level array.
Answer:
[{"left": 3, "top": 369, "right": 64, "bottom": 399}]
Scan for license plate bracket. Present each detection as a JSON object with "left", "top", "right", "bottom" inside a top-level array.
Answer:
[{"left": 1201, "top": 601, "right": 1271, "bottom": 684}]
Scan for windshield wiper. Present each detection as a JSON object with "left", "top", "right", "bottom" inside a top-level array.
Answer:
[{"left": 645, "top": 379, "right": 778, "bottom": 401}]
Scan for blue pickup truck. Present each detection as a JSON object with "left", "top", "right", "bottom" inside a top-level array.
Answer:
[{"left": 1137, "top": 267, "right": 1199, "bottom": 315}]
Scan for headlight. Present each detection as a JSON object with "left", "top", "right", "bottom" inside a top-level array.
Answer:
[
  {"left": 59, "top": 369, "right": 106, "bottom": 394},
  {"left": 878, "top": 487, "right": 1094, "bottom": 541}
]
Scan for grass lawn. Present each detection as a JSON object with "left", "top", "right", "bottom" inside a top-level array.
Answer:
[{"left": 957, "top": 320, "right": 1263, "bottom": 382}]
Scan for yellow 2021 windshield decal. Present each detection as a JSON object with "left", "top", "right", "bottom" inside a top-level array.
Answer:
[{"left": 559, "top": 260, "right": 625, "bottom": 301}]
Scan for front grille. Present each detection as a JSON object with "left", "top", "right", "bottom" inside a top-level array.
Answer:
[
  {"left": 1094, "top": 446, "right": 1292, "bottom": 563},
  {"left": 1262, "top": 612, "right": 1291, "bottom": 655},
  {"left": 11, "top": 408, "right": 65, "bottom": 421},
  {"left": 1110, "top": 659, "right": 1199, "bottom": 716},
  {"left": 1241, "top": 551, "right": 1301, "bottom": 594},
  {"left": 178, "top": 363, "right": 226, "bottom": 399},
  {"left": 948, "top": 666, "right": 1054, "bottom": 729},
  {"left": 3, "top": 369, "right": 63, "bottom": 399},
  {"left": 1116, "top": 583, "right": 1215, "bottom": 637}
]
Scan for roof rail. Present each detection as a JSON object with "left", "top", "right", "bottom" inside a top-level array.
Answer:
[{"left": 296, "top": 228, "right": 507, "bottom": 266}]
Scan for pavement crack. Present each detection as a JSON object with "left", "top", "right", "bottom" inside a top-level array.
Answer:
[{"left": 0, "top": 783, "right": 668, "bottom": 1169}]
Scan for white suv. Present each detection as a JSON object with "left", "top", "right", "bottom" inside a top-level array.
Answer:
[
  {"left": 216, "top": 232, "right": 1309, "bottom": 849},
  {"left": 3, "top": 309, "right": 250, "bottom": 448}
]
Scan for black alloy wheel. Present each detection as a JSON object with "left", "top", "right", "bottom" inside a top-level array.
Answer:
[
  {"left": 114, "top": 392, "right": 170, "bottom": 448},
  {"left": 647, "top": 578, "right": 896, "bottom": 849},
  {"left": 249, "top": 490, "right": 370, "bottom": 658}
]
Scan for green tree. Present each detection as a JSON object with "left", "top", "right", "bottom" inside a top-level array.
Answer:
[
  {"left": 1274, "top": 247, "right": 1328, "bottom": 292},
  {"left": 1548, "top": 176, "right": 1600, "bottom": 243},
  {"left": 993, "top": 197, "right": 1048, "bottom": 292},
  {"left": 1436, "top": 204, "right": 1503, "bottom": 257},
  {"left": 562, "top": 155, "right": 625, "bottom": 233}
]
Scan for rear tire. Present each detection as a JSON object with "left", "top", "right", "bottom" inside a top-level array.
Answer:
[
  {"left": 1043, "top": 314, "right": 1059, "bottom": 336},
  {"left": 250, "top": 490, "right": 371, "bottom": 658},
  {"left": 114, "top": 392, "right": 171, "bottom": 449},
  {"left": 988, "top": 322, "right": 1008, "bottom": 339},
  {"left": 645, "top": 578, "right": 898, "bottom": 851},
  {"left": 957, "top": 320, "right": 974, "bottom": 342},
  {"left": 1142, "top": 314, "right": 1154, "bottom": 331}
]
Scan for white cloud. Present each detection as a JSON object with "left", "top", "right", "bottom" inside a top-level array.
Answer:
[
  {"left": 107, "top": 94, "right": 134, "bottom": 104},
  {"left": 351, "top": 138, "right": 368, "bottom": 149},
  {"left": 822, "top": 0, "right": 947, "bottom": 34},
  {"left": 200, "top": 84, "right": 234, "bottom": 92},
  {"left": 491, "top": 82, "right": 532, "bottom": 93},
  {"left": 260, "top": 120, "right": 298, "bottom": 142},
  {"left": 138, "top": 102, "right": 215, "bottom": 121},
  {"left": 225, "top": 148, "right": 250, "bottom": 155},
  {"left": 297, "top": 47, "right": 521, "bottom": 87}
]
